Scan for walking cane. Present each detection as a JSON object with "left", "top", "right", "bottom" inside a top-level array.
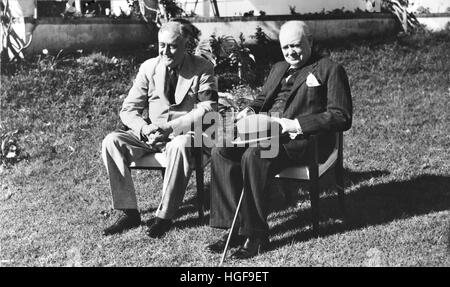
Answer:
[{"left": 219, "top": 187, "right": 245, "bottom": 266}]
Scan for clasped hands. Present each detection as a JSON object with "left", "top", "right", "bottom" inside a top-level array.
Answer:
[
  {"left": 141, "top": 123, "right": 173, "bottom": 147},
  {"left": 235, "top": 107, "right": 301, "bottom": 134}
]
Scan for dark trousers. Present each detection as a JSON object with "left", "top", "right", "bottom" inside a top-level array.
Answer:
[{"left": 210, "top": 146, "right": 298, "bottom": 237}]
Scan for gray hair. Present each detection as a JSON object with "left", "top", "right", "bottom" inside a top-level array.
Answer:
[{"left": 158, "top": 21, "right": 190, "bottom": 40}]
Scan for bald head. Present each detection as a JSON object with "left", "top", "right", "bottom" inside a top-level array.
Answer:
[
  {"left": 279, "top": 21, "right": 313, "bottom": 68},
  {"left": 279, "top": 21, "right": 312, "bottom": 43}
]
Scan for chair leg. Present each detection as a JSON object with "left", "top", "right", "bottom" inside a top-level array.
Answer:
[
  {"left": 335, "top": 132, "right": 346, "bottom": 221},
  {"left": 336, "top": 166, "right": 346, "bottom": 221},
  {"left": 195, "top": 167, "right": 204, "bottom": 220},
  {"left": 194, "top": 148, "right": 204, "bottom": 220},
  {"left": 283, "top": 185, "right": 294, "bottom": 206},
  {"left": 308, "top": 134, "right": 320, "bottom": 237},
  {"left": 309, "top": 178, "right": 320, "bottom": 237},
  {"left": 336, "top": 131, "right": 346, "bottom": 221}
]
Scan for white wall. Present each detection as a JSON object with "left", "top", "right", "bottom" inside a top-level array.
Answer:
[
  {"left": 408, "top": 0, "right": 450, "bottom": 13},
  {"left": 182, "top": 0, "right": 381, "bottom": 17}
]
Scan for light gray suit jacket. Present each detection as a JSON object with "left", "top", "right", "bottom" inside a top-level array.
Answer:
[{"left": 120, "top": 53, "right": 217, "bottom": 139}]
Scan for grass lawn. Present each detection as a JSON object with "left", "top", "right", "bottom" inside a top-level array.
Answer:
[{"left": 1, "top": 31, "right": 449, "bottom": 267}]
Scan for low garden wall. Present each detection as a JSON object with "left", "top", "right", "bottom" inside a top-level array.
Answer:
[
  {"left": 22, "top": 13, "right": 401, "bottom": 55},
  {"left": 23, "top": 17, "right": 158, "bottom": 55},
  {"left": 189, "top": 13, "right": 400, "bottom": 43}
]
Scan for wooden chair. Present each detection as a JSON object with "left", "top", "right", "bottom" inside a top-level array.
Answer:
[
  {"left": 275, "top": 131, "right": 345, "bottom": 235},
  {"left": 129, "top": 146, "right": 206, "bottom": 220},
  {"left": 219, "top": 132, "right": 346, "bottom": 265},
  {"left": 126, "top": 88, "right": 219, "bottom": 220}
]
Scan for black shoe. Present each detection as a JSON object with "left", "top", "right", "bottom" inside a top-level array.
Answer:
[
  {"left": 230, "top": 236, "right": 269, "bottom": 259},
  {"left": 103, "top": 211, "right": 141, "bottom": 236},
  {"left": 206, "top": 232, "right": 246, "bottom": 254},
  {"left": 147, "top": 217, "right": 172, "bottom": 238}
]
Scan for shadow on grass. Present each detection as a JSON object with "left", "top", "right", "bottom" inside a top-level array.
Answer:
[
  {"left": 153, "top": 169, "right": 394, "bottom": 232},
  {"left": 268, "top": 173, "right": 450, "bottom": 251},
  {"left": 136, "top": 169, "right": 449, "bottom": 246},
  {"left": 141, "top": 207, "right": 157, "bottom": 215},
  {"left": 171, "top": 183, "right": 212, "bottom": 228},
  {"left": 140, "top": 182, "right": 212, "bottom": 227},
  {"left": 141, "top": 206, "right": 210, "bottom": 229}
]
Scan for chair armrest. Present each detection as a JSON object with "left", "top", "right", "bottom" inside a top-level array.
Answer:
[
  {"left": 308, "top": 134, "right": 320, "bottom": 168},
  {"left": 307, "top": 132, "right": 342, "bottom": 177}
]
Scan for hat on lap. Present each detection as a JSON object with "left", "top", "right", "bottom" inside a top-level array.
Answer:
[{"left": 231, "top": 114, "right": 283, "bottom": 145}]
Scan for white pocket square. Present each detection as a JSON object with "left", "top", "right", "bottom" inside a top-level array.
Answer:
[{"left": 306, "top": 73, "right": 321, "bottom": 87}]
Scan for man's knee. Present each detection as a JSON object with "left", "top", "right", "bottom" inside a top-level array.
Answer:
[
  {"left": 102, "top": 132, "right": 121, "bottom": 152},
  {"left": 102, "top": 131, "right": 135, "bottom": 155},
  {"left": 211, "top": 147, "right": 238, "bottom": 161},
  {"left": 241, "top": 147, "right": 261, "bottom": 167},
  {"left": 166, "top": 134, "right": 192, "bottom": 151},
  {"left": 211, "top": 147, "right": 225, "bottom": 158}
]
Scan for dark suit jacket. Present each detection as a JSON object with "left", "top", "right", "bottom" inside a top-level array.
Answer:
[{"left": 249, "top": 56, "right": 353, "bottom": 162}]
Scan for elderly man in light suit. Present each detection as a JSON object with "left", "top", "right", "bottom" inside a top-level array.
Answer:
[{"left": 102, "top": 21, "right": 217, "bottom": 238}]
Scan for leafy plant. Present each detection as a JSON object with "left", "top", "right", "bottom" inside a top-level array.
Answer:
[
  {"left": 127, "top": 0, "right": 142, "bottom": 18},
  {"left": 195, "top": 33, "right": 256, "bottom": 85},
  {"left": 252, "top": 26, "right": 271, "bottom": 47},
  {"left": 195, "top": 34, "right": 237, "bottom": 67},
  {"left": 250, "top": 26, "right": 277, "bottom": 86},
  {"left": 415, "top": 6, "right": 430, "bottom": 14},
  {"left": 194, "top": 37, "right": 216, "bottom": 65},
  {"left": 37, "top": 49, "right": 64, "bottom": 70},
  {"left": 159, "top": 0, "right": 184, "bottom": 20},
  {"left": 289, "top": 5, "right": 298, "bottom": 15},
  {"left": 230, "top": 33, "right": 256, "bottom": 84}
]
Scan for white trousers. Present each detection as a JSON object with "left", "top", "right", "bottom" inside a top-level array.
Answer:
[{"left": 101, "top": 130, "right": 196, "bottom": 219}]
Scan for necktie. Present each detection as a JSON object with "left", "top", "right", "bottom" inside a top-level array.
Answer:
[
  {"left": 166, "top": 68, "right": 178, "bottom": 105},
  {"left": 285, "top": 67, "right": 298, "bottom": 83}
]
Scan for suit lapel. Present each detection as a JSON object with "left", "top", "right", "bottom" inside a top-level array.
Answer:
[
  {"left": 154, "top": 58, "right": 170, "bottom": 106},
  {"left": 284, "top": 59, "right": 320, "bottom": 111},
  {"left": 175, "top": 54, "right": 194, "bottom": 105},
  {"left": 272, "top": 62, "right": 290, "bottom": 93},
  {"left": 260, "top": 62, "right": 289, "bottom": 111},
  {"left": 289, "top": 61, "right": 317, "bottom": 96}
]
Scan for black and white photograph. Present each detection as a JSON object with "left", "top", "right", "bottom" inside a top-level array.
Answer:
[{"left": 1, "top": 0, "right": 449, "bottom": 271}]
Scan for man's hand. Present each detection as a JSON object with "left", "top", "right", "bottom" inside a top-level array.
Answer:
[
  {"left": 147, "top": 130, "right": 166, "bottom": 146},
  {"left": 141, "top": 124, "right": 159, "bottom": 140},
  {"left": 156, "top": 122, "right": 173, "bottom": 139},
  {"left": 147, "top": 122, "right": 173, "bottom": 146},
  {"left": 235, "top": 107, "right": 255, "bottom": 121},
  {"left": 272, "top": 117, "right": 302, "bottom": 134}
]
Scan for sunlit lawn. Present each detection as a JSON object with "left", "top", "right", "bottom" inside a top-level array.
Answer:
[{"left": 1, "top": 31, "right": 449, "bottom": 266}]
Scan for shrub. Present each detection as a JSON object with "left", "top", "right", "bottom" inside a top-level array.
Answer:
[{"left": 196, "top": 33, "right": 256, "bottom": 86}]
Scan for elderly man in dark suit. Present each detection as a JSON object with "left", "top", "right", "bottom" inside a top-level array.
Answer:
[{"left": 207, "top": 21, "right": 353, "bottom": 259}]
